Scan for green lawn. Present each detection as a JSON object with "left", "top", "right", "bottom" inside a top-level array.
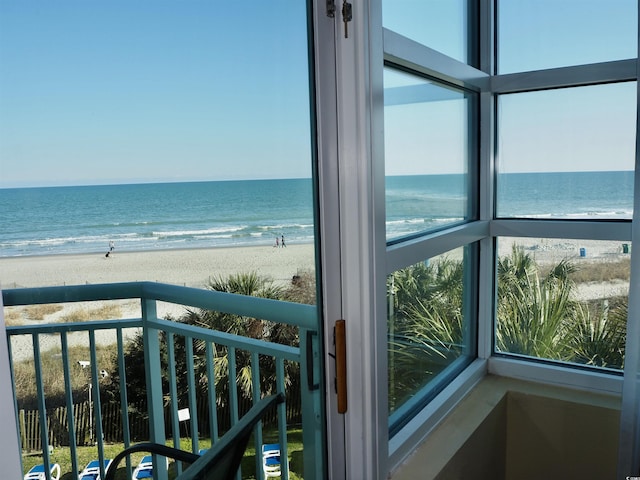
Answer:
[{"left": 22, "top": 429, "right": 304, "bottom": 480}]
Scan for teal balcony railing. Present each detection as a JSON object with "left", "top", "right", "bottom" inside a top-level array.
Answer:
[{"left": 3, "top": 282, "right": 322, "bottom": 480}]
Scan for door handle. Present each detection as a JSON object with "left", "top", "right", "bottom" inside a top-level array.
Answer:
[{"left": 335, "top": 319, "right": 347, "bottom": 413}]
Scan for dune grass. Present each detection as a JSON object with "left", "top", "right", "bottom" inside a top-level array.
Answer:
[
  {"left": 58, "top": 303, "right": 122, "bottom": 323},
  {"left": 12, "top": 344, "right": 118, "bottom": 409},
  {"left": 3, "top": 307, "right": 24, "bottom": 326},
  {"left": 540, "top": 257, "right": 631, "bottom": 284},
  {"left": 25, "top": 304, "right": 65, "bottom": 320},
  {"left": 4, "top": 302, "right": 123, "bottom": 326}
]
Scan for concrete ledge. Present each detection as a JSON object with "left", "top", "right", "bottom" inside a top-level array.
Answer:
[{"left": 391, "top": 375, "right": 621, "bottom": 480}]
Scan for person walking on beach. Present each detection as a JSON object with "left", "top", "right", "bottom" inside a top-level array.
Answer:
[
  {"left": 281, "top": 234, "right": 286, "bottom": 247},
  {"left": 106, "top": 240, "right": 115, "bottom": 258},
  {"left": 274, "top": 236, "right": 280, "bottom": 248}
]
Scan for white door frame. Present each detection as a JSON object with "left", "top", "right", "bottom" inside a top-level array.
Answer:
[{"left": 313, "top": 0, "right": 388, "bottom": 477}]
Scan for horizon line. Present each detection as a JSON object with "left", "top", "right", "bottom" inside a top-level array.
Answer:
[{"left": 0, "top": 169, "right": 634, "bottom": 190}]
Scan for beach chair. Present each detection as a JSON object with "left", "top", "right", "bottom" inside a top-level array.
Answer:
[
  {"left": 24, "top": 463, "right": 61, "bottom": 480},
  {"left": 105, "top": 393, "right": 284, "bottom": 480},
  {"left": 78, "top": 459, "right": 112, "bottom": 480},
  {"left": 131, "top": 455, "right": 155, "bottom": 480},
  {"left": 262, "top": 443, "right": 282, "bottom": 478}
]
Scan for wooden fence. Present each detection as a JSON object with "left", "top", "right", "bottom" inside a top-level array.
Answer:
[{"left": 19, "top": 389, "right": 302, "bottom": 452}]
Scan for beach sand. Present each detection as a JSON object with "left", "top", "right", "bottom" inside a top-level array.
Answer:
[
  {"left": 0, "top": 244, "right": 316, "bottom": 290},
  {"left": 1, "top": 244, "right": 316, "bottom": 361},
  {"left": 497, "top": 237, "right": 632, "bottom": 301}
]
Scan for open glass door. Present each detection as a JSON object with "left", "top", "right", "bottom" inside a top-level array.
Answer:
[{"left": 1, "top": 1, "right": 331, "bottom": 478}]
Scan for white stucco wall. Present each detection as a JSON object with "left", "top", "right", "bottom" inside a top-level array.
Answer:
[{"left": 0, "top": 291, "right": 23, "bottom": 479}]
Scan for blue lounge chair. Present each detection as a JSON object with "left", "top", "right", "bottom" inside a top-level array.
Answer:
[
  {"left": 24, "top": 463, "right": 61, "bottom": 480},
  {"left": 132, "top": 456, "right": 154, "bottom": 480},
  {"left": 78, "top": 459, "right": 112, "bottom": 480},
  {"left": 262, "top": 443, "right": 282, "bottom": 478}
]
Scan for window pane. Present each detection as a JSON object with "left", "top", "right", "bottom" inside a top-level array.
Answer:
[
  {"left": 496, "top": 83, "right": 636, "bottom": 219},
  {"left": 384, "top": 68, "right": 476, "bottom": 241},
  {"left": 0, "top": 2, "right": 318, "bottom": 294},
  {"left": 388, "top": 245, "right": 477, "bottom": 432},
  {"left": 383, "top": 0, "right": 477, "bottom": 66},
  {"left": 496, "top": 238, "right": 629, "bottom": 371},
  {"left": 497, "top": 0, "right": 637, "bottom": 74}
]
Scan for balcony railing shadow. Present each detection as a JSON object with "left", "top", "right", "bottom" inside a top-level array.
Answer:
[{"left": 3, "top": 282, "right": 320, "bottom": 480}]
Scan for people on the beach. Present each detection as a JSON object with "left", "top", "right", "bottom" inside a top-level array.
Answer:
[
  {"left": 106, "top": 240, "right": 115, "bottom": 258},
  {"left": 274, "top": 237, "right": 280, "bottom": 248},
  {"left": 281, "top": 235, "right": 286, "bottom": 247}
]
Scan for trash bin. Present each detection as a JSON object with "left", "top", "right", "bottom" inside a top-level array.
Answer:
[
  {"left": 579, "top": 248, "right": 586, "bottom": 257},
  {"left": 623, "top": 243, "right": 629, "bottom": 254}
]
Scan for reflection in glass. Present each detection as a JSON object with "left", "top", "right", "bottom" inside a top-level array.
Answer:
[
  {"left": 496, "top": 83, "right": 636, "bottom": 219},
  {"left": 496, "top": 238, "right": 629, "bottom": 371},
  {"left": 388, "top": 246, "right": 476, "bottom": 431},
  {"left": 383, "top": 0, "right": 477, "bottom": 66},
  {"left": 384, "top": 68, "right": 476, "bottom": 241},
  {"left": 497, "top": 0, "right": 637, "bottom": 74}
]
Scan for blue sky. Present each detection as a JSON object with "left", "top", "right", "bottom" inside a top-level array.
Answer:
[
  {"left": 1, "top": 1, "right": 637, "bottom": 187},
  {"left": 0, "top": 1, "right": 313, "bottom": 187},
  {"left": 382, "top": 0, "right": 637, "bottom": 175}
]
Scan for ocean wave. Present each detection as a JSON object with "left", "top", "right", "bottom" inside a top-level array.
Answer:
[
  {"left": 386, "top": 216, "right": 463, "bottom": 226},
  {"left": 506, "top": 211, "right": 633, "bottom": 220},
  {"left": 152, "top": 226, "right": 248, "bottom": 237},
  {"left": 257, "top": 223, "right": 314, "bottom": 231}
]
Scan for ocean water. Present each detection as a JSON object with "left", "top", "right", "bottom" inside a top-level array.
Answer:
[
  {"left": 496, "top": 171, "right": 635, "bottom": 219},
  {"left": 0, "top": 179, "right": 315, "bottom": 257},
  {"left": 0, "top": 172, "right": 634, "bottom": 257}
]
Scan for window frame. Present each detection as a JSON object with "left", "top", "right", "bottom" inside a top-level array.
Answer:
[
  {"left": 380, "top": 3, "right": 640, "bottom": 477},
  {"left": 382, "top": 25, "right": 492, "bottom": 471}
]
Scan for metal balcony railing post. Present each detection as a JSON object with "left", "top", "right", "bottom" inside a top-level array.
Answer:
[
  {"left": 60, "top": 333, "right": 79, "bottom": 477},
  {"left": 300, "top": 327, "right": 323, "bottom": 480},
  {"left": 32, "top": 334, "right": 53, "bottom": 480},
  {"left": 116, "top": 329, "right": 134, "bottom": 475},
  {"left": 141, "top": 297, "right": 168, "bottom": 480}
]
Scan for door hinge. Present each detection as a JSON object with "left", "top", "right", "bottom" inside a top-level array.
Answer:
[{"left": 334, "top": 319, "right": 347, "bottom": 413}]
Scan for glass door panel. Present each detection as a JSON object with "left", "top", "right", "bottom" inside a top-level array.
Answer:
[
  {"left": 0, "top": 2, "right": 326, "bottom": 479},
  {"left": 0, "top": 2, "right": 316, "bottom": 290}
]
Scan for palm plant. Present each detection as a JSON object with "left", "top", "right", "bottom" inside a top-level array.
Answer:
[
  {"left": 496, "top": 270, "right": 576, "bottom": 360},
  {"left": 400, "top": 258, "right": 465, "bottom": 356},
  {"left": 106, "top": 271, "right": 306, "bottom": 425},
  {"left": 387, "top": 257, "right": 466, "bottom": 409},
  {"left": 185, "top": 272, "right": 300, "bottom": 405},
  {"left": 570, "top": 299, "right": 626, "bottom": 369},
  {"left": 386, "top": 243, "right": 630, "bottom": 412},
  {"left": 496, "top": 246, "right": 583, "bottom": 359}
]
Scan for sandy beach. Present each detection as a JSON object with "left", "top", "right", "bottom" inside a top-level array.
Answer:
[
  {"left": 2, "top": 238, "right": 631, "bottom": 306},
  {"left": 2, "top": 244, "right": 316, "bottom": 361},
  {"left": 498, "top": 237, "right": 632, "bottom": 301},
  {"left": 0, "top": 243, "right": 316, "bottom": 290}
]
